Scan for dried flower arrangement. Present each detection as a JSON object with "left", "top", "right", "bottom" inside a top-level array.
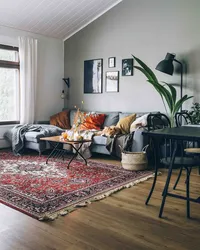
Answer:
[
  {"left": 73, "top": 101, "right": 91, "bottom": 131},
  {"left": 61, "top": 101, "right": 94, "bottom": 141}
]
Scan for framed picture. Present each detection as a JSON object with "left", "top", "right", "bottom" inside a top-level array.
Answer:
[
  {"left": 108, "top": 57, "right": 116, "bottom": 68},
  {"left": 122, "top": 58, "right": 133, "bottom": 76},
  {"left": 105, "top": 71, "right": 119, "bottom": 92},
  {"left": 84, "top": 59, "right": 103, "bottom": 93}
]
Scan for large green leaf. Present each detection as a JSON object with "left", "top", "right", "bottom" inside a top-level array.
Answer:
[
  {"left": 164, "top": 83, "right": 177, "bottom": 106},
  {"left": 134, "top": 66, "right": 154, "bottom": 82},
  {"left": 134, "top": 65, "right": 168, "bottom": 106},
  {"left": 145, "top": 80, "right": 167, "bottom": 113},
  {"left": 132, "top": 55, "right": 159, "bottom": 84},
  {"left": 147, "top": 80, "right": 163, "bottom": 96},
  {"left": 173, "top": 95, "right": 193, "bottom": 114},
  {"left": 148, "top": 80, "right": 173, "bottom": 112}
]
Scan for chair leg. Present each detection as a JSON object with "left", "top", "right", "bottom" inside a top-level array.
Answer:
[
  {"left": 173, "top": 166, "right": 183, "bottom": 190},
  {"left": 159, "top": 141, "right": 177, "bottom": 218},
  {"left": 184, "top": 167, "right": 192, "bottom": 184},
  {"left": 185, "top": 167, "right": 191, "bottom": 218},
  {"left": 145, "top": 137, "right": 160, "bottom": 205},
  {"left": 145, "top": 167, "right": 158, "bottom": 205}
]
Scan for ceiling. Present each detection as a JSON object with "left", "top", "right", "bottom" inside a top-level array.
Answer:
[{"left": 0, "top": 0, "right": 122, "bottom": 40}]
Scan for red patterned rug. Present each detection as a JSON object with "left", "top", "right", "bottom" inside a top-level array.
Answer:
[{"left": 0, "top": 151, "right": 153, "bottom": 220}]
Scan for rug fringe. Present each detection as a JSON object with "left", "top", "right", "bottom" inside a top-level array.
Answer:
[{"left": 39, "top": 172, "right": 158, "bottom": 221}]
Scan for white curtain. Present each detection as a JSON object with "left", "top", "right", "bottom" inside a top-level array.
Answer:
[{"left": 18, "top": 36, "right": 38, "bottom": 124}]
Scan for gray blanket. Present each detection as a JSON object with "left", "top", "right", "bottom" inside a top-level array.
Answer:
[
  {"left": 5, "top": 124, "right": 63, "bottom": 155},
  {"left": 106, "top": 133, "right": 134, "bottom": 158}
]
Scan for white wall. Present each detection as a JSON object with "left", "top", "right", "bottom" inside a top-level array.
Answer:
[
  {"left": 0, "top": 25, "right": 64, "bottom": 148},
  {"left": 64, "top": 0, "right": 200, "bottom": 113}
]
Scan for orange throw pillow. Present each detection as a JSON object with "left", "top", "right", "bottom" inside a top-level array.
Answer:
[
  {"left": 50, "top": 110, "right": 70, "bottom": 129},
  {"left": 79, "top": 113, "right": 106, "bottom": 130}
]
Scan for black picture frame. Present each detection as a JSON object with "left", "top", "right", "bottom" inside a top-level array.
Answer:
[
  {"left": 84, "top": 59, "right": 103, "bottom": 93},
  {"left": 108, "top": 57, "right": 116, "bottom": 68},
  {"left": 122, "top": 58, "right": 133, "bottom": 76},
  {"left": 105, "top": 71, "right": 119, "bottom": 92}
]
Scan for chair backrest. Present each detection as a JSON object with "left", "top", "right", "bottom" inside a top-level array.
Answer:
[
  {"left": 175, "top": 111, "right": 192, "bottom": 127},
  {"left": 147, "top": 113, "right": 171, "bottom": 131}
]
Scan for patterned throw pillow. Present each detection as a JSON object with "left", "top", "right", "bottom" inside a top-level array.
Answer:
[
  {"left": 50, "top": 110, "right": 70, "bottom": 129},
  {"left": 116, "top": 114, "right": 136, "bottom": 134},
  {"left": 130, "top": 113, "right": 149, "bottom": 132}
]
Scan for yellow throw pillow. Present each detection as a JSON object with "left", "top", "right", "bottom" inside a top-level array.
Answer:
[{"left": 116, "top": 114, "right": 136, "bottom": 134}]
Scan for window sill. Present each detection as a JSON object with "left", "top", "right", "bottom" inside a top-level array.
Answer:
[{"left": 0, "top": 121, "right": 19, "bottom": 126}]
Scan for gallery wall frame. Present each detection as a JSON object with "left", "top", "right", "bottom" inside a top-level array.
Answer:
[
  {"left": 105, "top": 71, "right": 119, "bottom": 93},
  {"left": 84, "top": 58, "right": 103, "bottom": 93},
  {"left": 108, "top": 57, "right": 116, "bottom": 68},
  {"left": 122, "top": 58, "right": 134, "bottom": 76}
]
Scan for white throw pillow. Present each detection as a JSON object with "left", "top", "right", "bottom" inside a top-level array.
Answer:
[{"left": 130, "top": 114, "right": 149, "bottom": 133}]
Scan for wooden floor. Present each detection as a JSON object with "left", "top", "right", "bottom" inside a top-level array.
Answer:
[{"left": 0, "top": 155, "right": 200, "bottom": 250}]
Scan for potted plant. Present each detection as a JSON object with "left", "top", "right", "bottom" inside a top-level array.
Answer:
[
  {"left": 132, "top": 55, "right": 193, "bottom": 126},
  {"left": 189, "top": 102, "right": 200, "bottom": 124}
]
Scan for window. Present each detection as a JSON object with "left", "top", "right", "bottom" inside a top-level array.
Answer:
[{"left": 0, "top": 44, "right": 20, "bottom": 125}]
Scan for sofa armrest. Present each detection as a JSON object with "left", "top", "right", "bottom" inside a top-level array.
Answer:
[
  {"left": 35, "top": 121, "right": 50, "bottom": 124},
  {"left": 131, "top": 127, "right": 148, "bottom": 152}
]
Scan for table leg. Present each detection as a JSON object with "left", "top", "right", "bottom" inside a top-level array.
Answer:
[
  {"left": 159, "top": 140, "right": 177, "bottom": 218},
  {"left": 67, "top": 142, "right": 87, "bottom": 169},
  {"left": 185, "top": 166, "right": 191, "bottom": 218},
  {"left": 173, "top": 166, "right": 183, "bottom": 190},
  {"left": 145, "top": 137, "right": 160, "bottom": 205},
  {"left": 46, "top": 142, "right": 60, "bottom": 164}
]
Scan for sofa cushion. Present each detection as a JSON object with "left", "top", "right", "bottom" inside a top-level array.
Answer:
[
  {"left": 70, "top": 109, "right": 77, "bottom": 127},
  {"left": 119, "top": 112, "right": 132, "bottom": 120},
  {"left": 24, "top": 132, "right": 46, "bottom": 143},
  {"left": 96, "top": 112, "right": 120, "bottom": 127},
  {"left": 4, "top": 129, "right": 50, "bottom": 144},
  {"left": 92, "top": 135, "right": 107, "bottom": 146},
  {"left": 120, "top": 112, "right": 151, "bottom": 119}
]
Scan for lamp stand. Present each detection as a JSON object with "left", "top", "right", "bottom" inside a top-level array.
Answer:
[{"left": 174, "top": 59, "right": 183, "bottom": 111}]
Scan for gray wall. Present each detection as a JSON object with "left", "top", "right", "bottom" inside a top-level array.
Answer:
[{"left": 64, "top": 0, "right": 200, "bottom": 113}]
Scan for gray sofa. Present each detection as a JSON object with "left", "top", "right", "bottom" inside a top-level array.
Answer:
[{"left": 5, "top": 110, "right": 149, "bottom": 158}]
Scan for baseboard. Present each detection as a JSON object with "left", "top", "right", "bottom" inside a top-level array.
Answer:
[{"left": 0, "top": 139, "right": 11, "bottom": 149}]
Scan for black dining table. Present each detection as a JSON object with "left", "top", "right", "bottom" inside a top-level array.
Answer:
[{"left": 143, "top": 126, "right": 200, "bottom": 218}]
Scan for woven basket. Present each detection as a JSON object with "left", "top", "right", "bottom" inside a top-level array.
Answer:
[{"left": 120, "top": 145, "right": 148, "bottom": 171}]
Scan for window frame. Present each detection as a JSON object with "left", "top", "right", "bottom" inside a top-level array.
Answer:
[{"left": 0, "top": 44, "right": 20, "bottom": 125}]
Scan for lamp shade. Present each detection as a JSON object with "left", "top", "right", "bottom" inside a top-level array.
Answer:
[{"left": 155, "top": 53, "right": 176, "bottom": 75}]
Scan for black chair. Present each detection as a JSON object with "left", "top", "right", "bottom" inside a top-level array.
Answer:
[
  {"left": 175, "top": 111, "right": 192, "bottom": 127},
  {"left": 173, "top": 111, "right": 194, "bottom": 190},
  {"left": 147, "top": 113, "right": 194, "bottom": 167},
  {"left": 145, "top": 113, "right": 196, "bottom": 207},
  {"left": 147, "top": 113, "right": 171, "bottom": 131},
  {"left": 184, "top": 148, "right": 200, "bottom": 175},
  {"left": 147, "top": 113, "right": 171, "bottom": 165},
  {"left": 174, "top": 111, "right": 200, "bottom": 191}
]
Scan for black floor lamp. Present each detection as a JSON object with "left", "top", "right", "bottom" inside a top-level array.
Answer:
[{"left": 155, "top": 53, "right": 183, "bottom": 111}]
